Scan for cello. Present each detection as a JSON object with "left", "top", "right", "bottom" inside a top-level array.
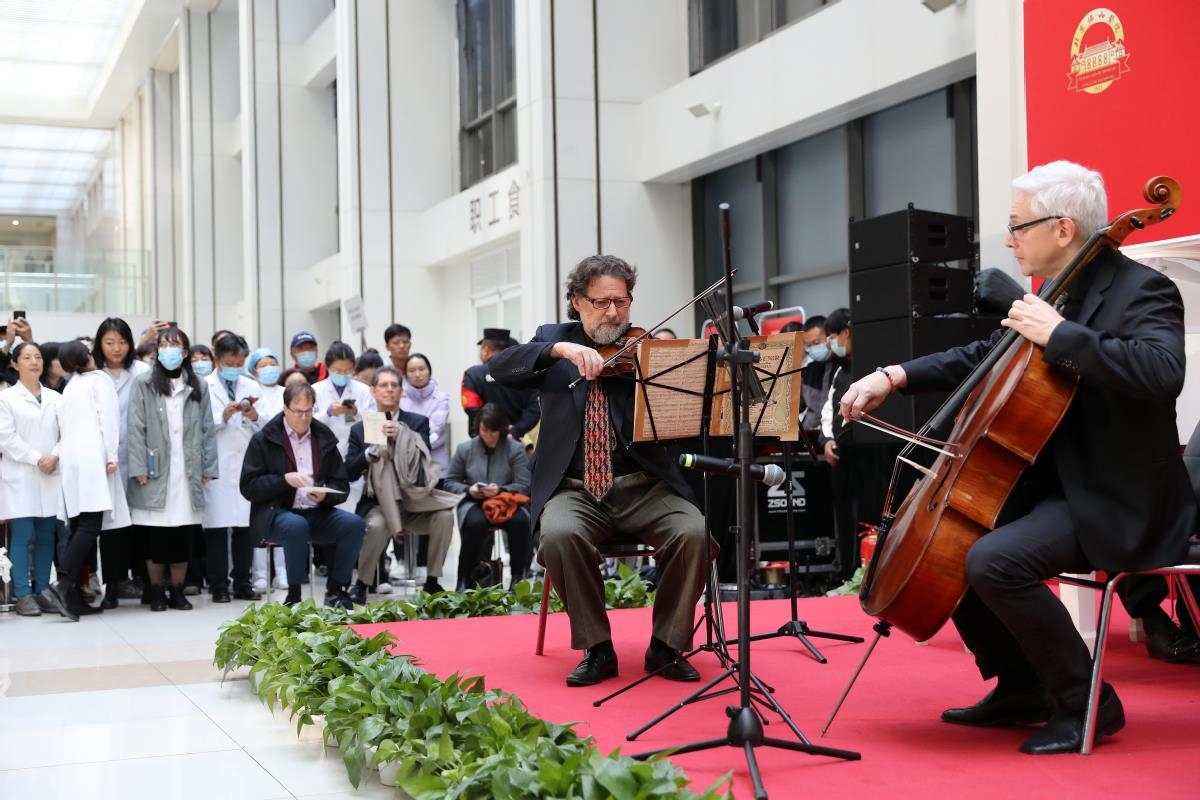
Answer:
[{"left": 857, "top": 176, "right": 1182, "bottom": 643}]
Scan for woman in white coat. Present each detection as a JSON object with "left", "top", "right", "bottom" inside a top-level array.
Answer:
[
  {"left": 41, "top": 341, "right": 130, "bottom": 622},
  {"left": 312, "top": 341, "right": 375, "bottom": 513},
  {"left": 0, "top": 342, "right": 63, "bottom": 616},
  {"left": 246, "top": 347, "right": 287, "bottom": 591},
  {"left": 93, "top": 317, "right": 152, "bottom": 608},
  {"left": 202, "top": 334, "right": 264, "bottom": 602}
]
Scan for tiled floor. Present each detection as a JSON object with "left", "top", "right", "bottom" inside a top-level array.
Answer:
[{"left": 0, "top": 548, "right": 462, "bottom": 800}]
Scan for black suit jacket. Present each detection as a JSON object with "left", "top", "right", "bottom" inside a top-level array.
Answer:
[
  {"left": 489, "top": 322, "right": 697, "bottom": 530},
  {"left": 902, "top": 248, "right": 1196, "bottom": 572},
  {"left": 239, "top": 415, "right": 350, "bottom": 540}
]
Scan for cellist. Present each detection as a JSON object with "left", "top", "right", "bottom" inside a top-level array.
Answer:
[{"left": 840, "top": 161, "right": 1196, "bottom": 754}]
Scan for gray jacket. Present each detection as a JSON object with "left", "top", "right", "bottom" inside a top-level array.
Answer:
[
  {"left": 125, "top": 373, "right": 219, "bottom": 510},
  {"left": 442, "top": 436, "right": 531, "bottom": 530}
]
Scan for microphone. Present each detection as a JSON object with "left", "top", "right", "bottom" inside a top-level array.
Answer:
[
  {"left": 732, "top": 300, "right": 774, "bottom": 321},
  {"left": 679, "top": 453, "right": 786, "bottom": 488}
]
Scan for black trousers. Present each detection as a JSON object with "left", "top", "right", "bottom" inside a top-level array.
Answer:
[
  {"left": 1119, "top": 573, "right": 1200, "bottom": 633},
  {"left": 456, "top": 504, "right": 532, "bottom": 586},
  {"left": 60, "top": 512, "right": 104, "bottom": 585},
  {"left": 950, "top": 494, "right": 1096, "bottom": 713},
  {"left": 205, "top": 526, "right": 254, "bottom": 592}
]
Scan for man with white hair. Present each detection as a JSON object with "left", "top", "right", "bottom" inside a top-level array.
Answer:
[{"left": 841, "top": 161, "right": 1195, "bottom": 754}]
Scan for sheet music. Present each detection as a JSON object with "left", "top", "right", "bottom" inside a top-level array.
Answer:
[
  {"left": 632, "top": 339, "right": 712, "bottom": 442},
  {"left": 711, "top": 331, "right": 803, "bottom": 441},
  {"left": 362, "top": 411, "right": 389, "bottom": 445}
]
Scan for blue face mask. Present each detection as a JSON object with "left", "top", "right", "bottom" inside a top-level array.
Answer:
[
  {"left": 329, "top": 372, "right": 351, "bottom": 388},
  {"left": 257, "top": 365, "right": 281, "bottom": 386},
  {"left": 157, "top": 347, "right": 184, "bottom": 371},
  {"left": 219, "top": 366, "right": 242, "bottom": 383},
  {"left": 192, "top": 360, "right": 213, "bottom": 377},
  {"left": 829, "top": 338, "right": 847, "bottom": 359},
  {"left": 296, "top": 351, "right": 318, "bottom": 369},
  {"left": 805, "top": 344, "right": 830, "bottom": 363}
]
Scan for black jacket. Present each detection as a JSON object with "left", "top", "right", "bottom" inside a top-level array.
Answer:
[
  {"left": 902, "top": 249, "right": 1196, "bottom": 572},
  {"left": 345, "top": 409, "right": 431, "bottom": 516},
  {"left": 488, "top": 322, "right": 697, "bottom": 530},
  {"left": 462, "top": 362, "right": 541, "bottom": 439},
  {"left": 239, "top": 414, "right": 350, "bottom": 539}
]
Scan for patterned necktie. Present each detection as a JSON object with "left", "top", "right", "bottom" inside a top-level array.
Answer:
[{"left": 583, "top": 379, "right": 614, "bottom": 500}]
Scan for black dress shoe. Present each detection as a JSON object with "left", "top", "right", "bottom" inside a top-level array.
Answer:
[
  {"left": 1145, "top": 625, "right": 1200, "bottom": 663},
  {"left": 100, "top": 589, "right": 119, "bottom": 610},
  {"left": 566, "top": 646, "right": 619, "bottom": 687},
  {"left": 40, "top": 583, "right": 79, "bottom": 622},
  {"left": 1019, "top": 685, "right": 1125, "bottom": 755},
  {"left": 211, "top": 588, "right": 233, "bottom": 603},
  {"left": 168, "top": 585, "right": 193, "bottom": 610},
  {"left": 941, "top": 685, "right": 1053, "bottom": 727},
  {"left": 149, "top": 586, "right": 168, "bottom": 612},
  {"left": 644, "top": 642, "right": 701, "bottom": 682},
  {"left": 232, "top": 586, "right": 262, "bottom": 601},
  {"left": 347, "top": 582, "right": 368, "bottom": 606},
  {"left": 324, "top": 590, "right": 354, "bottom": 610}
]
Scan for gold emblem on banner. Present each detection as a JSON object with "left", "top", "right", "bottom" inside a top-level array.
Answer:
[{"left": 1068, "top": 8, "right": 1131, "bottom": 94}]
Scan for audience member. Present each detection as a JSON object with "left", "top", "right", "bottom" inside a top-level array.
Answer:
[
  {"left": 135, "top": 340, "right": 157, "bottom": 366},
  {"left": 462, "top": 327, "right": 540, "bottom": 440},
  {"left": 354, "top": 348, "right": 384, "bottom": 387},
  {"left": 239, "top": 381, "right": 364, "bottom": 609},
  {"left": 188, "top": 344, "right": 215, "bottom": 378},
  {"left": 651, "top": 328, "right": 677, "bottom": 340},
  {"left": 400, "top": 353, "right": 450, "bottom": 469},
  {"left": 384, "top": 324, "right": 412, "bottom": 373},
  {"left": 290, "top": 331, "right": 327, "bottom": 384}
]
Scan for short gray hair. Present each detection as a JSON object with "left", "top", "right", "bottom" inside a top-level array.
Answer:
[
  {"left": 1012, "top": 161, "right": 1107, "bottom": 238},
  {"left": 564, "top": 255, "right": 637, "bottom": 321}
]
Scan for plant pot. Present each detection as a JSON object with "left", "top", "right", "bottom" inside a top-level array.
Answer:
[{"left": 377, "top": 760, "right": 400, "bottom": 786}]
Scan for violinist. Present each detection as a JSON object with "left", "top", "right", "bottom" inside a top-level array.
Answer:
[
  {"left": 840, "top": 161, "right": 1196, "bottom": 754},
  {"left": 490, "top": 254, "right": 711, "bottom": 687}
]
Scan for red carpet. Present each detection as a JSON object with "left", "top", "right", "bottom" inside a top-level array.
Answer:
[{"left": 352, "top": 596, "right": 1198, "bottom": 799}]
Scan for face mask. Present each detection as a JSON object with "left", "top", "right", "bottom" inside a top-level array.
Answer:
[
  {"left": 219, "top": 366, "right": 242, "bottom": 383},
  {"left": 330, "top": 372, "right": 351, "bottom": 388},
  {"left": 829, "top": 339, "right": 847, "bottom": 359},
  {"left": 257, "top": 365, "right": 281, "bottom": 386},
  {"left": 157, "top": 347, "right": 184, "bottom": 371},
  {"left": 192, "top": 360, "right": 213, "bottom": 377},
  {"left": 805, "top": 344, "right": 830, "bottom": 363},
  {"left": 296, "top": 351, "right": 318, "bottom": 369}
]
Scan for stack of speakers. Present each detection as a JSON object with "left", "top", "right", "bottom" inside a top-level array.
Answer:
[{"left": 848, "top": 205, "right": 990, "bottom": 443}]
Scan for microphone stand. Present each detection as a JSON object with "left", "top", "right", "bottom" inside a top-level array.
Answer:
[
  {"left": 745, "top": 428, "right": 864, "bottom": 662},
  {"left": 629, "top": 204, "right": 859, "bottom": 800}
]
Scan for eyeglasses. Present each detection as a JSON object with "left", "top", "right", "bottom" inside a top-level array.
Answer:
[
  {"left": 578, "top": 294, "right": 632, "bottom": 310},
  {"left": 285, "top": 406, "right": 314, "bottom": 416},
  {"left": 1006, "top": 215, "right": 1062, "bottom": 237}
]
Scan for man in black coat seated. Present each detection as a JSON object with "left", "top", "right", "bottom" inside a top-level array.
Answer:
[
  {"left": 490, "top": 254, "right": 711, "bottom": 688},
  {"left": 240, "top": 381, "right": 364, "bottom": 609},
  {"left": 840, "top": 161, "right": 1196, "bottom": 754}
]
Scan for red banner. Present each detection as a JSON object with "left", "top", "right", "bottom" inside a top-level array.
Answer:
[{"left": 1024, "top": 1, "right": 1199, "bottom": 240}]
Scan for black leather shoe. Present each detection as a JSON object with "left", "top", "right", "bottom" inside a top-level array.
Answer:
[
  {"left": 149, "top": 586, "right": 168, "bottom": 612},
  {"left": 324, "top": 590, "right": 354, "bottom": 610},
  {"left": 566, "top": 646, "right": 619, "bottom": 687},
  {"left": 1019, "top": 685, "right": 1125, "bottom": 755},
  {"left": 40, "top": 583, "right": 79, "bottom": 622},
  {"left": 232, "top": 586, "right": 262, "bottom": 601},
  {"left": 347, "top": 582, "right": 368, "bottom": 606},
  {"left": 1145, "top": 625, "right": 1200, "bottom": 663},
  {"left": 100, "top": 588, "right": 119, "bottom": 610},
  {"left": 941, "top": 685, "right": 1053, "bottom": 727},
  {"left": 168, "top": 585, "right": 193, "bottom": 610},
  {"left": 644, "top": 642, "right": 701, "bottom": 682},
  {"left": 211, "top": 588, "right": 232, "bottom": 603}
]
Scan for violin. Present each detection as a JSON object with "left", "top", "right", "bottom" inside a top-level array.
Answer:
[{"left": 596, "top": 326, "right": 648, "bottom": 377}]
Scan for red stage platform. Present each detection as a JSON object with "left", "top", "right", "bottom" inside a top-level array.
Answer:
[{"left": 352, "top": 596, "right": 1197, "bottom": 799}]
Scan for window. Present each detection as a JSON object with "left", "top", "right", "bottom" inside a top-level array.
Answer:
[
  {"left": 688, "top": 0, "right": 834, "bottom": 73},
  {"left": 458, "top": 0, "right": 516, "bottom": 189}
]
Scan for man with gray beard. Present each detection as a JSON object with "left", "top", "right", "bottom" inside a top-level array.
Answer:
[{"left": 490, "top": 255, "right": 711, "bottom": 687}]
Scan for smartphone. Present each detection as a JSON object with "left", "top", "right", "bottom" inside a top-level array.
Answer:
[
  {"left": 12, "top": 310, "right": 24, "bottom": 319},
  {"left": 343, "top": 398, "right": 356, "bottom": 408},
  {"left": 0, "top": 325, "right": 7, "bottom": 335},
  {"left": 166, "top": 320, "right": 177, "bottom": 328}
]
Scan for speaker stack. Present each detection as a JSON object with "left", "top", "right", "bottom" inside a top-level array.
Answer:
[{"left": 848, "top": 205, "right": 992, "bottom": 443}]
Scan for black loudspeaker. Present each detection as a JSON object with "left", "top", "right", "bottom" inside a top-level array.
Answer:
[
  {"left": 851, "top": 316, "right": 976, "bottom": 443},
  {"left": 850, "top": 262, "right": 974, "bottom": 324},
  {"left": 849, "top": 206, "right": 973, "bottom": 272},
  {"left": 754, "top": 455, "right": 838, "bottom": 573}
]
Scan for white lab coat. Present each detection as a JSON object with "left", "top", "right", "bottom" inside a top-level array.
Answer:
[
  {"left": 57, "top": 371, "right": 131, "bottom": 528},
  {"left": 0, "top": 382, "right": 62, "bottom": 519},
  {"left": 104, "top": 359, "right": 152, "bottom": 485},
  {"left": 202, "top": 372, "right": 264, "bottom": 528},
  {"left": 312, "top": 377, "right": 375, "bottom": 511},
  {"left": 254, "top": 382, "right": 285, "bottom": 426}
]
